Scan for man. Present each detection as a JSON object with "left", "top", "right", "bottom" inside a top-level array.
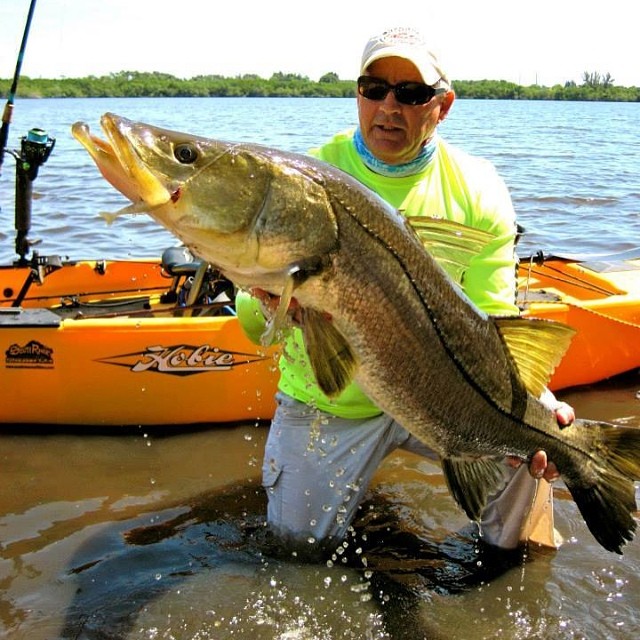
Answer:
[{"left": 237, "top": 26, "right": 574, "bottom": 554}]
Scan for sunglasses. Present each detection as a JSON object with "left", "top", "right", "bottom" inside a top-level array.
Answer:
[{"left": 357, "top": 75, "right": 447, "bottom": 106}]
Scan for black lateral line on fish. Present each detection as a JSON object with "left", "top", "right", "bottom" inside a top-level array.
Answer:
[{"left": 351, "top": 213, "right": 539, "bottom": 439}]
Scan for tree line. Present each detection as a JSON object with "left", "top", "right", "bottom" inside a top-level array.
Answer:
[{"left": 1, "top": 70, "right": 638, "bottom": 102}]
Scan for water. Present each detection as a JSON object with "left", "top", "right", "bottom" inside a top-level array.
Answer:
[
  {"left": 1, "top": 97, "right": 639, "bottom": 260},
  {"left": 1, "top": 98, "right": 640, "bottom": 639}
]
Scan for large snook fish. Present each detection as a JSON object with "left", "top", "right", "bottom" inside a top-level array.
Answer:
[{"left": 72, "top": 113, "right": 640, "bottom": 554}]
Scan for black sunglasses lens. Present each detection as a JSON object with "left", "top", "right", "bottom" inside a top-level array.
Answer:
[
  {"left": 358, "top": 78, "right": 389, "bottom": 101},
  {"left": 395, "top": 83, "right": 436, "bottom": 105},
  {"left": 358, "top": 77, "right": 437, "bottom": 105}
]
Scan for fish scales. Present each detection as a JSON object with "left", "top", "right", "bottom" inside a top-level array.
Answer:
[
  {"left": 320, "top": 179, "right": 607, "bottom": 482},
  {"left": 308, "top": 196, "right": 517, "bottom": 445},
  {"left": 72, "top": 113, "right": 640, "bottom": 553}
]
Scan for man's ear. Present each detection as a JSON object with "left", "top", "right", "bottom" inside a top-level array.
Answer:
[{"left": 438, "top": 90, "right": 455, "bottom": 123}]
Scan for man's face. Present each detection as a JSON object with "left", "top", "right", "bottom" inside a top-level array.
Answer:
[{"left": 357, "top": 56, "right": 454, "bottom": 165}]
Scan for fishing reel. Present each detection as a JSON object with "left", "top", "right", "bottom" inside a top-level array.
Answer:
[{"left": 17, "top": 127, "right": 55, "bottom": 180}]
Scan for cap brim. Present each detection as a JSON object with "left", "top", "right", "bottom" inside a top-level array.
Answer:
[{"left": 361, "top": 50, "right": 443, "bottom": 86}]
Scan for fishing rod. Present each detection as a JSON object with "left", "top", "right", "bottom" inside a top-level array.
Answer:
[
  {"left": 1, "top": 0, "right": 54, "bottom": 264},
  {"left": 0, "top": 0, "right": 38, "bottom": 174}
]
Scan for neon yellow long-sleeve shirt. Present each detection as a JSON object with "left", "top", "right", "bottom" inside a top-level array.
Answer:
[{"left": 236, "top": 131, "right": 519, "bottom": 419}]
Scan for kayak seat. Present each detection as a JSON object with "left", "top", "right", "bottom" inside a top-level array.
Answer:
[
  {"left": 160, "top": 246, "right": 236, "bottom": 313},
  {"left": 161, "top": 246, "right": 204, "bottom": 277},
  {"left": 160, "top": 246, "right": 204, "bottom": 304}
]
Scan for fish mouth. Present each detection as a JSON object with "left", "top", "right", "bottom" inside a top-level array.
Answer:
[{"left": 72, "top": 113, "right": 171, "bottom": 211}]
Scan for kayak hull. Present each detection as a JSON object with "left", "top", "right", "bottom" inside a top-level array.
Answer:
[
  {"left": 519, "top": 252, "right": 640, "bottom": 391},
  {"left": 1, "top": 251, "right": 639, "bottom": 426},
  {"left": 0, "top": 259, "right": 279, "bottom": 426}
]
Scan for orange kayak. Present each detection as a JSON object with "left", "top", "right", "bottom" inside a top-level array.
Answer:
[
  {"left": 2, "top": 248, "right": 639, "bottom": 426},
  {"left": 519, "top": 250, "right": 640, "bottom": 391},
  {"left": 0, "top": 251, "right": 279, "bottom": 426}
]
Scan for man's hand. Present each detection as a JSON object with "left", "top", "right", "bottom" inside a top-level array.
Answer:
[
  {"left": 251, "top": 287, "right": 332, "bottom": 325},
  {"left": 251, "top": 287, "right": 302, "bottom": 323},
  {"left": 553, "top": 401, "right": 575, "bottom": 428},
  {"left": 510, "top": 400, "right": 576, "bottom": 482}
]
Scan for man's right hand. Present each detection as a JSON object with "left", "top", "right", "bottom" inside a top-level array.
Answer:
[{"left": 251, "top": 288, "right": 303, "bottom": 324}]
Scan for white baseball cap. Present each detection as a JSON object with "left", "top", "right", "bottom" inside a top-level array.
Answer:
[{"left": 360, "top": 27, "right": 450, "bottom": 88}]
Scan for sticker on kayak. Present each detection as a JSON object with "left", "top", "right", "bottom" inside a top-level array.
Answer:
[
  {"left": 5, "top": 340, "right": 54, "bottom": 368},
  {"left": 97, "top": 343, "right": 271, "bottom": 376}
]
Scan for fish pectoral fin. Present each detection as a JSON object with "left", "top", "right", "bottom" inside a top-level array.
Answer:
[
  {"left": 494, "top": 316, "right": 576, "bottom": 397},
  {"left": 300, "top": 308, "right": 358, "bottom": 398},
  {"left": 405, "top": 217, "right": 496, "bottom": 285},
  {"left": 99, "top": 200, "right": 159, "bottom": 225},
  {"left": 441, "top": 456, "right": 506, "bottom": 521}
]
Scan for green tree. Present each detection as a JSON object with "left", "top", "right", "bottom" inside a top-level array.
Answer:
[{"left": 319, "top": 72, "right": 340, "bottom": 83}]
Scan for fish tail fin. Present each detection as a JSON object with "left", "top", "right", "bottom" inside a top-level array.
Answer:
[{"left": 566, "top": 420, "right": 640, "bottom": 554}]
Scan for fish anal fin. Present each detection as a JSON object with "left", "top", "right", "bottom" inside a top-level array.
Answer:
[
  {"left": 441, "top": 456, "right": 505, "bottom": 522},
  {"left": 300, "top": 308, "right": 358, "bottom": 397},
  {"left": 494, "top": 316, "right": 576, "bottom": 397}
]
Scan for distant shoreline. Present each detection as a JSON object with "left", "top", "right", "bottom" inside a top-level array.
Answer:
[{"left": 2, "top": 72, "right": 639, "bottom": 102}]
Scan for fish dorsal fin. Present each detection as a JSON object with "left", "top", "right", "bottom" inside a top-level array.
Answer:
[
  {"left": 494, "top": 316, "right": 576, "bottom": 397},
  {"left": 405, "top": 216, "right": 496, "bottom": 285},
  {"left": 300, "top": 308, "right": 358, "bottom": 398}
]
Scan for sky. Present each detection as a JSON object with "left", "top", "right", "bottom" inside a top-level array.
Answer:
[{"left": 1, "top": 0, "right": 638, "bottom": 88}]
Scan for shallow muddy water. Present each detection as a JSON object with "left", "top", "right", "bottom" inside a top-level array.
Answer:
[{"left": 1, "top": 372, "right": 639, "bottom": 639}]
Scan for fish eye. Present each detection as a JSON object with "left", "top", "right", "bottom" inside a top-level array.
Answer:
[{"left": 174, "top": 143, "right": 198, "bottom": 164}]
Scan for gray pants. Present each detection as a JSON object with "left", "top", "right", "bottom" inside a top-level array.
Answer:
[{"left": 262, "top": 393, "right": 557, "bottom": 550}]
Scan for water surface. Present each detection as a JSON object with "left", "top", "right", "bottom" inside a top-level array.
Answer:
[{"left": 1, "top": 98, "right": 639, "bottom": 639}]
